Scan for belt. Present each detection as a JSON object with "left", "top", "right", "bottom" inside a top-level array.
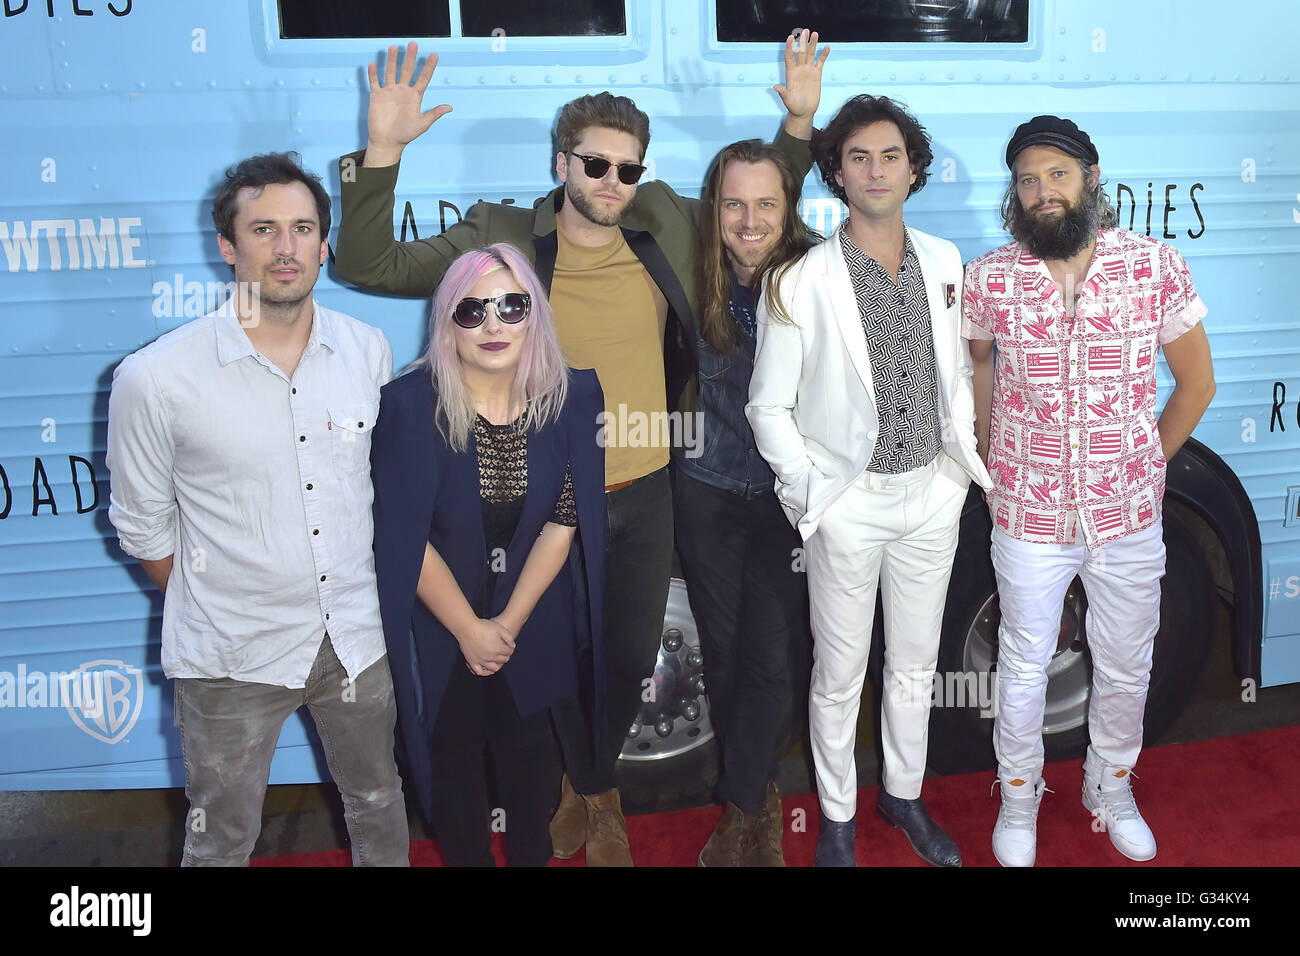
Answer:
[{"left": 605, "top": 466, "right": 667, "bottom": 494}]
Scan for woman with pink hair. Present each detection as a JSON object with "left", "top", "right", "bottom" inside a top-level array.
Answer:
[{"left": 371, "top": 242, "right": 606, "bottom": 866}]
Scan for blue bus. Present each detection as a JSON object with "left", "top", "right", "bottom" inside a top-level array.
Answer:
[{"left": 1, "top": 0, "right": 1295, "bottom": 790}]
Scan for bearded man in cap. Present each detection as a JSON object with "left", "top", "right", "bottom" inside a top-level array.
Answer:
[{"left": 961, "top": 116, "right": 1216, "bottom": 866}]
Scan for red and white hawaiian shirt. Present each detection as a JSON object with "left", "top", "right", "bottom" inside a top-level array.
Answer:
[{"left": 962, "top": 228, "right": 1206, "bottom": 548}]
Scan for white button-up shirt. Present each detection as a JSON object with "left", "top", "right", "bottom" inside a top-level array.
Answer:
[{"left": 106, "top": 298, "right": 393, "bottom": 687}]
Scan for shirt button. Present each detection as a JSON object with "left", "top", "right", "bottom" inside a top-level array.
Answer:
[
  {"left": 325, "top": 612, "right": 330, "bottom": 620},
  {"left": 305, "top": 483, "right": 313, "bottom": 490},
  {"left": 320, "top": 574, "right": 327, "bottom": 582},
  {"left": 291, "top": 387, "right": 297, "bottom": 395},
  {"left": 357, "top": 421, "right": 364, "bottom": 428},
  {"left": 312, "top": 529, "right": 319, "bottom": 535},
  {"left": 299, "top": 435, "right": 306, "bottom": 442}
]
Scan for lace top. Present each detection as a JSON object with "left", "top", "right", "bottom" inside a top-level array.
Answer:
[{"left": 473, "top": 414, "right": 577, "bottom": 555}]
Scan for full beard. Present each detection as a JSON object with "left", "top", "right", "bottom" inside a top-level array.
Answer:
[
  {"left": 1010, "top": 188, "right": 1101, "bottom": 261},
  {"left": 565, "top": 180, "right": 628, "bottom": 228}
]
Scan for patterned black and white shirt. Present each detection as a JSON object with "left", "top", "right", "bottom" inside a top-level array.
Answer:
[{"left": 840, "top": 230, "right": 941, "bottom": 474}]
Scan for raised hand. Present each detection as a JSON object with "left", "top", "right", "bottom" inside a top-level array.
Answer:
[
  {"left": 775, "top": 28, "right": 830, "bottom": 139},
  {"left": 364, "top": 41, "right": 453, "bottom": 167}
]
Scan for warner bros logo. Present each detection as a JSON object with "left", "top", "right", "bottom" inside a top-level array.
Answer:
[{"left": 64, "top": 659, "right": 144, "bottom": 744}]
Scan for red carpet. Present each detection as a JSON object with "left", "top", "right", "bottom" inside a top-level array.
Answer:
[{"left": 252, "top": 724, "right": 1300, "bottom": 867}]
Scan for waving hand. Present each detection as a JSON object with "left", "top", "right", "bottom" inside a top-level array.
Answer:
[{"left": 364, "top": 42, "right": 453, "bottom": 167}]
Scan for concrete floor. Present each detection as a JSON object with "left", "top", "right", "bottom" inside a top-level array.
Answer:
[{"left": 3, "top": 604, "right": 1297, "bottom": 867}]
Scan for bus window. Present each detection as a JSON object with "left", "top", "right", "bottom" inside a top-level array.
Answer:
[
  {"left": 715, "top": 0, "right": 1029, "bottom": 43},
  {"left": 462, "top": 0, "right": 625, "bottom": 37},
  {"left": 279, "top": 1, "right": 450, "bottom": 38},
  {"left": 278, "top": 0, "right": 626, "bottom": 40}
]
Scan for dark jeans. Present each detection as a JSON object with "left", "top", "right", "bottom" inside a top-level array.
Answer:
[
  {"left": 553, "top": 466, "right": 674, "bottom": 795},
  {"left": 673, "top": 472, "right": 811, "bottom": 815},
  {"left": 427, "top": 662, "right": 558, "bottom": 866}
]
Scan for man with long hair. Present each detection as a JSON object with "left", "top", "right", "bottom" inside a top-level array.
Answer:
[
  {"left": 963, "top": 116, "right": 1216, "bottom": 866},
  {"left": 748, "top": 95, "right": 991, "bottom": 867},
  {"left": 679, "top": 140, "right": 817, "bottom": 865},
  {"left": 335, "top": 35, "right": 827, "bottom": 865},
  {"left": 106, "top": 152, "right": 408, "bottom": 866}
]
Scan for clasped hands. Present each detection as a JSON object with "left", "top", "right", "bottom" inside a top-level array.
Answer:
[{"left": 457, "top": 617, "right": 516, "bottom": 677}]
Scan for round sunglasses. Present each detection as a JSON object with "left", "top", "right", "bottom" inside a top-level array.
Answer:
[
  {"left": 453, "top": 292, "right": 532, "bottom": 329},
  {"left": 566, "top": 151, "right": 647, "bottom": 186}
]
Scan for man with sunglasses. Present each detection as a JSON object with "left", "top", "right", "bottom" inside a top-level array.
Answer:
[{"left": 336, "top": 34, "right": 826, "bottom": 866}]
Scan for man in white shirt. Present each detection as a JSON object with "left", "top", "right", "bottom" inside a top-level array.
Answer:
[{"left": 106, "top": 152, "right": 408, "bottom": 866}]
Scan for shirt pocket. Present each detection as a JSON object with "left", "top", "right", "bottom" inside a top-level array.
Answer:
[{"left": 328, "top": 402, "right": 379, "bottom": 475}]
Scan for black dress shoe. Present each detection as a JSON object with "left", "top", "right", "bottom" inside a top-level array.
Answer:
[
  {"left": 814, "top": 813, "right": 857, "bottom": 867},
  {"left": 876, "top": 792, "right": 961, "bottom": 867}
]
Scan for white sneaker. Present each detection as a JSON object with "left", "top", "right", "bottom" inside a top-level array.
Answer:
[
  {"left": 1082, "top": 750, "right": 1157, "bottom": 862},
  {"left": 992, "top": 776, "right": 1049, "bottom": 867}
]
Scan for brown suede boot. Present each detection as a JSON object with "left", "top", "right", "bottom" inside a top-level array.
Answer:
[
  {"left": 698, "top": 803, "right": 749, "bottom": 867},
  {"left": 751, "top": 781, "right": 786, "bottom": 867},
  {"left": 549, "top": 774, "right": 586, "bottom": 860},
  {"left": 583, "top": 788, "right": 633, "bottom": 866}
]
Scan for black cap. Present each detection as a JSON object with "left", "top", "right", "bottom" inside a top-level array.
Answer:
[{"left": 1005, "top": 115, "right": 1098, "bottom": 169}]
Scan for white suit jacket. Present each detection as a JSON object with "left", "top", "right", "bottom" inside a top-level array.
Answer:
[{"left": 746, "top": 223, "right": 993, "bottom": 540}]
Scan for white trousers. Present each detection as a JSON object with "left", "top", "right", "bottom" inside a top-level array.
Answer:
[
  {"left": 805, "top": 453, "right": 968, "bottom": 821},
  {"left": 990, "top": 520, "right": 1166, "bottom": 781}
]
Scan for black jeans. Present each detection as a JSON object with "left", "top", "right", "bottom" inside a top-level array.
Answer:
[
  {"left": 428, "top": 663, "right": 557, "bottom": 866},
  {"left": 553, "top": 467, "right": 674, "bottom": 795},
  {"left": 673, "top": 471, "right": 811, "bottom": 815}
]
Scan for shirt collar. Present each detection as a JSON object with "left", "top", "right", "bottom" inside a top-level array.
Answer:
[
  {"left": 213, "top": 295, "right": 332, "bottom": 368},
  {"left": 839, "top": 227, "right": 917, "bottom": 277}
]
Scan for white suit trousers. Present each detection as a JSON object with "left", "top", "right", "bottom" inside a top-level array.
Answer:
[
  {"left": 990, "top": 520, "right": 1167, "bottom": 781},
  {"left": 804, "top": 453, "right": 968, "bottom": 822}
]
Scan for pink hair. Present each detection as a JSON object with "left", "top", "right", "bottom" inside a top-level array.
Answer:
[{"left": 422, "top": 242, "right": 568, "bottom": 451}]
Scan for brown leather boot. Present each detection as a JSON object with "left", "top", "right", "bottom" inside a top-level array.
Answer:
[
  {"left": 549, "top": 774, "right": 586, "bottom": 859},
  {"left": 698, "top": 803, "right": 749, "bottom": 867},
  {"left": 583, "top": 788, "right": 633, "bottom": 866},
  {"left": 751, "top": 781, "right": 786, "bottom": 867}
]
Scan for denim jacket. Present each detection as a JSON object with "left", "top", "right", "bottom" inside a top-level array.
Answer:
[{"left": 675, "top": 276, "right": 777, "bottom": 497}]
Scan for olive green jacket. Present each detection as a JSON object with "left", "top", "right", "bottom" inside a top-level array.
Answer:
[{"left": 335, "top": 131, "right": 813, "bottom": 412}]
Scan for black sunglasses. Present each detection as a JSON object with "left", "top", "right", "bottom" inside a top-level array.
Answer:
[
  {"left": 453, "top": 292, "right": 531, "bottom": 329},
  {"left": 567, "top": 151, "right": 647, "bottom": 186}
]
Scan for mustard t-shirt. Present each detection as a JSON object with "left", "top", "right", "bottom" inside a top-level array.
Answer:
[{"left": 550, "top": 225, "right": 669, "bottom": 485}]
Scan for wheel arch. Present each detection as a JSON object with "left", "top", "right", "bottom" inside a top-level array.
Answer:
[{"left": 1163, "top": 437, "right": 1263, "bottom": 684}]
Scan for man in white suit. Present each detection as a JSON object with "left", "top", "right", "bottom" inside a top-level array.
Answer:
[{"left": 747, "top": 95, "right": 991, "bottom": 866}]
